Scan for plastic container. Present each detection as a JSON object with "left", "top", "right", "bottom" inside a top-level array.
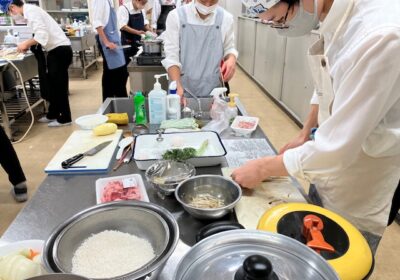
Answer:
[
  {"left": 95, "top": 174, "right": 149, "bottom": 204},
  {"left": 230, "top": 116, "right": 259, "bottom": 137},
  {"left": 134, "top": 91, "right": 147, "bottom": 125},
  {"left": 4, "top": 29, "right": 14, "bottom": 44},
  {"left": 167, "top": 81, "right": 181, "bottom": 120},
  {"left": 148, "top": 74, "right": 167, "bottom": 124},
  {"left": 75, "top": 114, "right": 108, "bottom": 130}
]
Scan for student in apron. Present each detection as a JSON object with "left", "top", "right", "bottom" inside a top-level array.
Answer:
[
  {"left": 151, "top": 0, "right": 180, "bottom": 34},
  {"left": 231, "top": 0, "right": 400, "bottom": 253},
  {"left": 118, "top": 0, "right": 151, "bottom": 89},
  {"left": 161, "top": 0, "right": 238, "bottom": 98},
  {"left": 92, "top": 0, "right": 127, "bottom": 101}
]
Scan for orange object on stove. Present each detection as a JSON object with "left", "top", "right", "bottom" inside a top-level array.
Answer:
[{"left": 302, "top": 214, "right": 335, "bottom": 254}]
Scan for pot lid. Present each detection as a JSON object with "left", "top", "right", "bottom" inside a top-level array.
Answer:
[{"left": 175, "top": 230, "right": 339, "bottom": 280}]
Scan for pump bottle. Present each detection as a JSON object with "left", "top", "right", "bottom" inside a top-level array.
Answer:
[
  {"left": 148, "top": 74, "right": 168, "bottom": 124},
  {"left": 167, "top": 81, "right": 181, "bottom": 120},
  {"left": 226, "top": 93, "right": 239, "bottom": 124}
]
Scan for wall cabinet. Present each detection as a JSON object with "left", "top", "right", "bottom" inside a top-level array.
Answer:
[{"left": 237, "top": 17, "right": 256, "bottom": 76}]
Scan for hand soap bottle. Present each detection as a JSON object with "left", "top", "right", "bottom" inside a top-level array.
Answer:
[
  {"left": 134, "top": 91, "right": 147, "bottom": 125},
  {"left": 167, "top": 81, "right": 181, "bottom": 120},
  {"left": 226, "top": 93, "right": 239, "bottom": 124},
  {"left": 148, "top": 74, "right": 168, "bottom": 124}
]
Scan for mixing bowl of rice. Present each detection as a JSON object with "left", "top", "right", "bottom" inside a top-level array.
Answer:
[{"left": 42, "top": 201, "right": 179, "bottom": 280}]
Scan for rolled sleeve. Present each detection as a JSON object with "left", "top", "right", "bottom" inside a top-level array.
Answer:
[
  {"left": 92, "top": 0, "right": 109, "bottom": 29},
  {"left": 151, "top": 0, "right": 161, "bottom": 29},
  {"left": 28, "top": 19, "right": 49, "bottom": 46},
  {"left": 283, "top": 29, "right": 400, "bottom": 183},
  {"left": 222, "top": 13, "right": 238, "bottom": 59},
  {"left": 310, "top": 90, "right": 319, "bottom": 105},
  {"left": 161, "top": 10, "right": 182, "bottom": 70}
]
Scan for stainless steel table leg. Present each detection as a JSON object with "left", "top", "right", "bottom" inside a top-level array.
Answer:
[{"left": 80, "top": 51, "right": 87, "bottom": 79}]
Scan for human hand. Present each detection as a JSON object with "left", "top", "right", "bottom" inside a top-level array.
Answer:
[
  {"left": 105, "top": 41, "right": 118, "bottom": 50},
  {"left": 137, "top": 30, "right": 146, "bottom": 35},
  {"left": 278, "top": 132, "right": 309, "bottom": 154},
  {"left": 177, "top": 82, "right": 186, "bottom": 106},
  {"left": 231, "top": 158, "right": 269, "bottom": 189},
  {"left": 17, "top": 42, "right": 29, "bottom": 53},
  {"left": 221, "top": 56, "right": 236, "bottom": 82}
]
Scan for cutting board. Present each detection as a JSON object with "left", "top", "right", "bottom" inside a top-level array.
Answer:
[
  {"left": 45, "top": 130, "right": 123, "bottom": 174},
  {"left": 222, "top": 167, "right": 307, "bottom": 230}
]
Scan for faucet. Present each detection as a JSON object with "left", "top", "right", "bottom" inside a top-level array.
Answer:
[{"left": 183, "top": 88, "right": 203, "bottom": 119}]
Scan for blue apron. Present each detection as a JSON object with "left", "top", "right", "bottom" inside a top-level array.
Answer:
[{"left": 99, "top": 0, "right": 125, "bottom": 70}]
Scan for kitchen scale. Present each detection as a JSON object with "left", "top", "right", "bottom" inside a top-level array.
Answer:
[{"left": 136, "top": 53, "right": 164, "bottom": 66}]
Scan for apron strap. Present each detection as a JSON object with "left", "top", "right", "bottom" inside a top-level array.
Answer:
[
  {"left": 178, "top": 6, "right": 188, "bottom": 26},
  {"left": 214, "top": 7, "right": 224, "bottom": 28},
  {"left": 123, "top": 5, "right": 129, "bottom": 13}
]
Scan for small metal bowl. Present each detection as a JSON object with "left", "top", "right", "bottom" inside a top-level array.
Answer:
[
  {"left": 27, "top": 274, "right": 89, "bottom": 280},
  {"left": 175, "top": 175, "right": 242, "bottom": 220},
  {"left": 146, "top": 160, "right": 196, "bottom": 196}
]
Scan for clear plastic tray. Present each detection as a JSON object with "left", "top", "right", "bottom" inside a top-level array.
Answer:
[
  {"left": 95, "top": 174, "right": 149, "bottom": 204},
  {"left": 231, "top": 116, "right": 259, "bottom": 137}
]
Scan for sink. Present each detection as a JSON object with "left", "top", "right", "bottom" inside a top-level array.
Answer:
[{"left": 98, "top": 97, "right": 214, "bottom": 124}]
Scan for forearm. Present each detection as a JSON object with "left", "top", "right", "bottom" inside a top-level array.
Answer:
[
  {"left": 121, "top": 25, "right": 143, "bottom": 36},
  {"left": 96, "top": 27, "right": 110, "bottom": 45},
  {"left": 259, "top": 155, "right": 289, "bottom": 177},
  {"left": 23, "top": 38, "right": 39, "bottom": 48},
  {"left": 300, "top": 104, "right": 319, "bottom": 137},
  {"left": 224, "top": 53, "right": 236, "bottom": 63},
  {"left": 167, "top": 65, "right": 182, "bottom": 84}
]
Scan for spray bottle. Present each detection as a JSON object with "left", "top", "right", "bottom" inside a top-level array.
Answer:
[
  {"left": 226, "top": 93, "right": 239, "bottom": 124},
  {"left": 148, "top": 73, "right": 168, "bottom": 124},
  {"left": 167, "top": 81, "right": 181, "bottom": 120}
]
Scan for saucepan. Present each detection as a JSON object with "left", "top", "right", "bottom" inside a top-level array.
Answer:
[{"left": 138, "top": 39, "right": 163, "bottom": 55}]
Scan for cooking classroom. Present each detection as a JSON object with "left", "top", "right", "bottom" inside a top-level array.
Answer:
[{"left": 1, "top": 0, "right": 399, "bottom": 279}]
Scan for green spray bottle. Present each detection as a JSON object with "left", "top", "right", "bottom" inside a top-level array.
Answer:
[{"left": 134, "top": 91, "right": 147, "bottom": 125}]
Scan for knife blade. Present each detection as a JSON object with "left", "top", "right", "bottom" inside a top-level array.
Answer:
[
  {"left": 61, "top": 140, "right": 113, "bottom": 169},
  {"left": 106, "top": 45, "right": 131, "bottom": 50}
]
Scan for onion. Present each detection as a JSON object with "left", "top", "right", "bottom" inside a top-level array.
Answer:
[{"left": 0, "top": 252, "right": 43, "bottom": 280}]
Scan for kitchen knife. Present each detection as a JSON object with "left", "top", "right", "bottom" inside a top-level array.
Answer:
[
  {"left": 61, "top": 141, "right": 113, "bottom": 169},
  {"left": 106, "top": 45, "right": 131, "bottom": 50}
]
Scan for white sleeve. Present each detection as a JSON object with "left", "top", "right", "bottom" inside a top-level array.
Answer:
[
  {"left": 222, "top": 12, "right": 238, "bottom": 59},
  {"left": 143, "top": 10, "right": 150, "bottom": 25},
  {"left": 117, "top": 6, "right": 129, "bottom": 30},
  {"left": 310, "top": 89, "right": 319, "bottom": 105},
  {"left": 152, "top": 0, "right": 161, "bottom": 29},
  {"left": 92, "top": 0, "right": 109, "bottom": 29},
  {"left": 161, "top": 10, "right": 181, "bottom": 70},
  {"left": 28, "top": 13, "right": 49, "bottom": 47},
  {"left": 283, "top": 28, "right": 400, "bottom": 182}
]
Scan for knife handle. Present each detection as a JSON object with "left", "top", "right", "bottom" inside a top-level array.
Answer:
[{"left": 62, "top": 154, "right": 84, "bottom": 169}]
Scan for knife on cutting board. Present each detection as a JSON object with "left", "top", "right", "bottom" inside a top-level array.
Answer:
[{"left": 61, "top": 141, "right": 113, "bottom": 169}]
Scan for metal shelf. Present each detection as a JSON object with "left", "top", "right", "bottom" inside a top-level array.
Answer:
[{"left": 46, "top": 10, "right": 89, "bottom": 13}]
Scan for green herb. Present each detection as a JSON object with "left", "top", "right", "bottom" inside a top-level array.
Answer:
[{"left": 162, "top": 140, "right": 209, "bottom": 161}]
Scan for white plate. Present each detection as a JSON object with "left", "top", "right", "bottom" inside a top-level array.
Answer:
[
  {"left": 75, "top": 114, "right": 108, "bottom": 130},
  {"left": 95, "top": 174, "right": 149, "bottom": 204},
  {"left": 0, "top": 239, "right": 45, "bottom": 256}
]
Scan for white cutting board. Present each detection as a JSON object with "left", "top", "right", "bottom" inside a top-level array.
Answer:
[
  {"left": 45, "top": 130, "right": 123, "bottom": 174},
  {"left": 222, "top": 167, "right": 307, "bottom": 230}
]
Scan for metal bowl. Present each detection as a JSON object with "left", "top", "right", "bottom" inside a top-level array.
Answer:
[
  {"left": 146, "top": 160, "right": 196, "bottom": 196},
  {"left": 43, "top": 201, "right": 179, "bottom": 280},
  {"left": 27, "top": 274, "right": 89, "bottom": 280},
  {"left": 175, "top": 175, "right": 242, "bottom": 220}
]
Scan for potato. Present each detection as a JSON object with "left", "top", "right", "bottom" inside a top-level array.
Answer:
[{"left": 93, "top": 123, "right": 118, "bottom": 136}]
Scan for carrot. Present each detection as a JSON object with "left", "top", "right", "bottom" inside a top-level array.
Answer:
[{"left": 28, "top": 249, "right": 40, "bottom": 260}]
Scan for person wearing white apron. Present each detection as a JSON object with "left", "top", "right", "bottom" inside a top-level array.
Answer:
[
  {"left": 92, "top": 0, "right": 127, "bottom": 101},
  {"left": 162, "top": 0, "right": 238, "bottom": 98},
  {"left": 231, "top": 0, "right": 400, "bottom": 252}
]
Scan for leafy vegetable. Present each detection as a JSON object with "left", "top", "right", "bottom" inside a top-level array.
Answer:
[{"left": 162, "top": 140, "right": 209, "bottom": 161}]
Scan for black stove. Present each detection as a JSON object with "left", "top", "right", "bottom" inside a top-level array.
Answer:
[{"left": 136, "top": 53, "right": 164, "bottom": 66}]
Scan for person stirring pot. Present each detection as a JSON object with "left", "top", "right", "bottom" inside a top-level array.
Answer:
[
  {"left": 232, "top": 0, "right": 400, "bottom": 253},
  {"left": 162, "top": 0, "right": 237, "bottom": 99}
]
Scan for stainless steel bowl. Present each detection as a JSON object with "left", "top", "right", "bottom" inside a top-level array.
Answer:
[
  {"left": 43, "top": 201, "right": 179, "bottom": 280},
  {"left": 175, "top": 175, "right": 242, "bottom": 219},
  {"left": 146, "top": 160, "right": 196, "bottom": 196},
  {"left": 27, "top": 274, "right": 89, "bottom": 280}
]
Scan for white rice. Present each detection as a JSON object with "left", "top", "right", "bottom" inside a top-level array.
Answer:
[{"left": 71, "top": 230, "right": 155, "bottom": 278}]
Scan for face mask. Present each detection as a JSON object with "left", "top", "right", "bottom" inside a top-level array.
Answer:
[
  {"left": 195, "top": 1, "right": 218, "bottom": 16},
  {"left": 277, "top": 0, "right": 319, "bottom": 37}
]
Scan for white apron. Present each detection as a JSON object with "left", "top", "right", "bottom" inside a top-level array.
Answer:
[{"left": 307, "top": 1, "right": 400, "bottom": 236}]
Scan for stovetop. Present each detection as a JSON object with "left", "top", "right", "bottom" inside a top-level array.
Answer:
[{"left": 136, "top": 53, "right": 165, "bottom": 66}]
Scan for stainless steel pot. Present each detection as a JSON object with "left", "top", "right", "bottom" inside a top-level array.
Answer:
[
  {"left": 27, "top": 274, "right": 89, "bottom": 280},
  {"left": 141, "top": 39, "right": 162, "bottom": 55},
  {"left": 43, "top": 201, "right": 179, "bottom": 280},
  {"left": 174, "top": 230, "right": 339, "bottom": 280}
]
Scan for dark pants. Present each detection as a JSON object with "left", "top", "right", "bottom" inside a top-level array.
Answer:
[
  {"left": 46, "top": 46, "right": 73, "bottom": 123},
  {"left": 96, "top": 35, "right": 128, "bottom": 101},
  {"left": 0, "top": 126, "right": 26, "bottom": 186},
  {"left": 388, "top": 180, "right": 400, "bottom": 225},
  {"left": 30, "top": 44, "right": 50, "bottom": 101}
]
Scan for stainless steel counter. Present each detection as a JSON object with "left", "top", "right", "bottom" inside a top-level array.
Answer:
[
  {"left": 69, "top": 33, "right": 98, "bottom": 79},
  {"left": 2, "top": 97, "right": 308, "bottom": 279}
]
